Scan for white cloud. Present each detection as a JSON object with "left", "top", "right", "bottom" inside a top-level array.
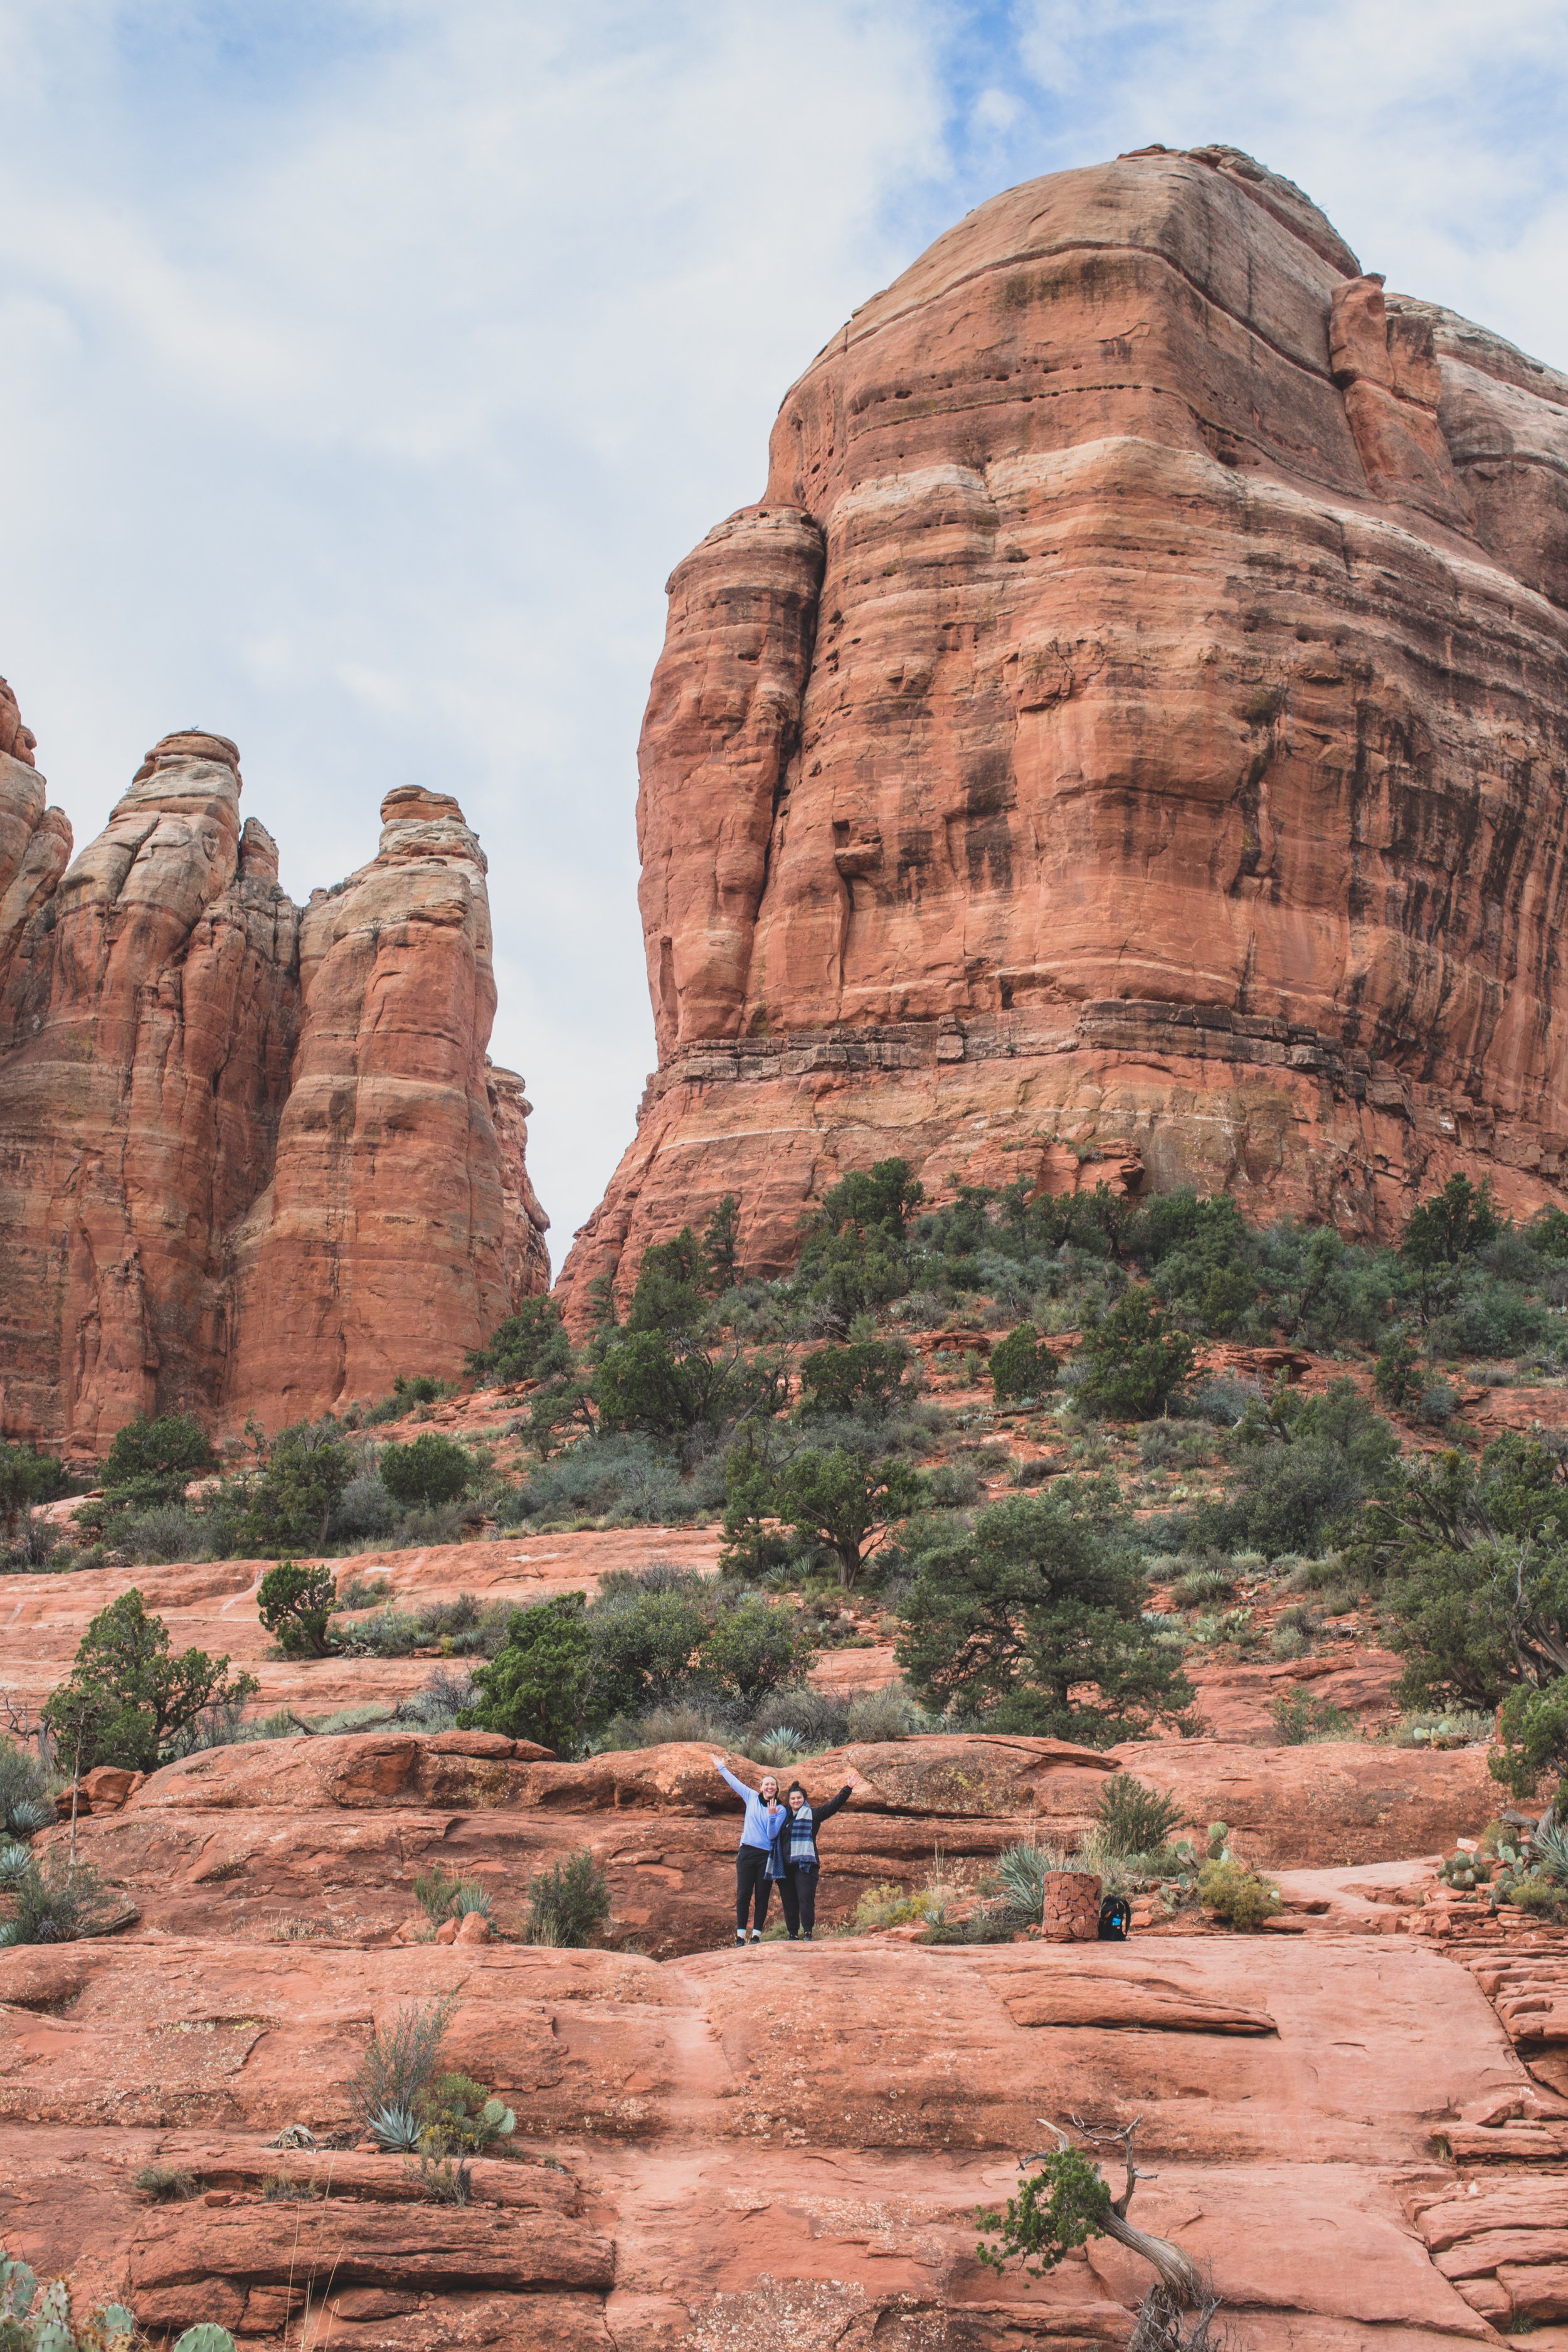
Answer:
[{"left": 1, "top": 0, "right": 1564, "bottom": 1269}]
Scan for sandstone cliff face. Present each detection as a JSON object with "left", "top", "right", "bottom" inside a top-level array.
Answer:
[
  {"left": 0, "top": 711, "right": 546, "bottom": 1454},
  {"left": 560, "top": 144, "right": 1568, "bottom": 1311}
]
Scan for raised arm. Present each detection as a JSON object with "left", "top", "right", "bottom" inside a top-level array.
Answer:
[
  {"left": 815, "top": 1783, "right": 856, "bottom": 1826},
  {"left": 711, "top": 1755, "right": 753, "bottom": 1803}
]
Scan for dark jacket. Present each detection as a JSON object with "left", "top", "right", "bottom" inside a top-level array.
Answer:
[{"left": 776, "top": 1786, "right": 853, "bottom": 1873}]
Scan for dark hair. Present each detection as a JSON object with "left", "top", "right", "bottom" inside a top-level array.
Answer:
[{"left": 787, "top": 1781, "right": 806, "bottom": 1796}]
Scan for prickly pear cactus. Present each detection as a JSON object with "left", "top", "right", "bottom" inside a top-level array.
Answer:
[
  {"left": 171, "top": 2326, "right": 238, "bottom": 2352},
  {"left": 1, "top": 2255, "right": 40, "bottom": 2328},
  {"left": 480, "top": 2098, "right": 516, "bottom": 2137},
  {"left": 29, "top": 2281, "right": 75, "bottom": 2352}
]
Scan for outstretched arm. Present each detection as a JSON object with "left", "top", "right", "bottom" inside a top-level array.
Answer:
[
  {"left": 815, "top": 1784, "right": 856, "bottom": 1826},
  {"left": 711, "top": 1755, "right": 753, "bottom": 1802}
]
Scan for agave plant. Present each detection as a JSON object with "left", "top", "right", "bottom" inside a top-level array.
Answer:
[
  {"left": 1532, "top": 1816, "right": 1568, "bottom": 1886},
  {"left": 995, "top": 1843, "right": 1062, "bottom": 1924},
  {"left": 368, "top": 2103, "right": 423, "bottom": 2153},
  {"left": 6, "top": 1800, "right": 56, "bottom": 1839},
  {"left": 0, "top": 1842, "right": 31, "bottom": 1888},
  {"left": 750, "top": 1729, "right": 806, "bottom": 1767}
]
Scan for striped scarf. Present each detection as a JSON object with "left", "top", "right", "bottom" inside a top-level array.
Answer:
[{"left": 785, "top": 1803, "right": 817, "bottom": 1868}]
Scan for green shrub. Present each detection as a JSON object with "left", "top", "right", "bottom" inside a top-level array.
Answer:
[
  {"left": 231, "top": 1419, "right": 356, "bottom": 1552},
  {"left": 1401, "top": 1173, "right": 1501, "bottom": 1320},
  {"left": 349, "top": 1994, "right": 457, "bottom": 2129},
  {"left": 524, "top": 1850, "right": 611, "bottom": 1946},
  {"left": 699, "top": 1594, "right": 815, "bottom": 1703},
  {"left": 596, "top": 1329, "right": 787, "bottom": 1438},
  {"left": 257, "top": 1560, "right": 339, "bottom": 1658},
  {"left": 458, "top": 1594, "right": 593, "bottom": 1752},
  {"left": 1197, "top": 1858, "right": 1281, "bottom": 1929},
  {"left": 1374, "top": 1333, "right": 1424, "bottom": 1410},
  {"left": 0, "top": 1739, "right": 54, "bottom": 1840},
  {"left": 772, "top": 1448, "right": 929, "bottom": 1589},
  {"left": 1271, "top": 1690, "right": 1355, "bottom": 1744},
  {"left": 994, "top": 1842, "right": 1066, "bottom": 1924},
  {"left": 976, "top": 2147, "right": 1113, "bottom": 2279},
  {"left": 42, "top": 1589, "right": 255, "bottom": 1773},
  {"left": 414, "top": 2071, "right": 516, "bottom": 2154},
  {"left": 895, "top": 1482, "right": 1196, "bottom": 1744},
  {"left": 0, "top": 1443, "right": 68, "bottom": 1540},
  {"left": 990, "top": 1324, "right": 1059, "bottom": 1403},
  {"left": 465, "top": 1298, "right": 573, "bottom": 1385},
  {"left": 1093, "top": 1773, "right": 1187, "bottom": 1857},
  {"left": 797, "top": 1338, "right": 916, "bottom": 1421},
  {"left": 0, "top": 1855, "right": 119, "bottom": 1946},
  {"left": 98, "top": 1415, "right": 218, "bottom": 1508},
  {"left": 1075, "top": 1288, "right": 1195, "bottom": 1419},
  {"left": 379, "top": 1434, "right": 475, "bottom": 1509},
  {"left": 849, "top": 1880, "right": 935, "bottom": 1931}
]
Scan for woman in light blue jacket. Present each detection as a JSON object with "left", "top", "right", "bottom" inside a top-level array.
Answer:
[{"left": 711, "top": 1756, "right": 785, "bottom": 1944}]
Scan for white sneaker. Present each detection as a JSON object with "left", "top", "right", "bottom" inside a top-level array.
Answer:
[
  {"left": 750, "top": 1929, "right": 763, "bottom": 1942},
  {"left": 734, "top": 1930, "right": 746, "bottom": 1946}
]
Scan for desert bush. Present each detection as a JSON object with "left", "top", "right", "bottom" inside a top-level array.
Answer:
[
  {"left": 258, "top": 1560, "right": 339, "bottom": 1658},
  {"left": 1196, "top": 1858, "right": 1281, "bottom": 1930},
  {"left": 134, "top": 2165, "right": 198, "bottom": 2203},
  {"left": 0, "top": 1739, "right": 55, "bottom": 1840},
  {"left": 1172, "top": 1565, "right": 1234, "bottom": 1607},
  {"left": 466, "top": 1298, "right": 573, "bottom": 1385},
  {"left": 849, "top": 1880, "right": 935, "bottom": 1932},
  {"left": 1075, "top": 1288, "right": 1195, "bottom": 1420},
  {"left": 43, "top": 1589, "right": 256, "bottom": 1773},
  {"left": 994, "top": 1842, "right": 1067, "bottom": 1924},
  {"left": 350, "top": 1994, "right": 457, "bottom": 2131},
  {"left": 896, "top": 1483, "right": 1196, "bottom": 1744},
  {"left": 379, "top": 1434, "right": 475, "bottom": 1510},
  {"left": 524, "top": 1850, "right": 611, "bottom": 1946},
  {"left": 414, "top": 2072, "right": 516, "bottom": 2156},
  {"left": 330, "top": 1475, "right": 401, "bottom": 1542},
  {"left": 1271, "top": 1691, "right": 1355, "bottom": 1744},
  {"left": 510, "top": 1434, "right": 709, "bottom": 1526},
  {"left": 990, "top": 1324, "right": 1059, "bottom": 1404},
  {"left": 97, "top": 1416, "right": 218, "bottom": 1510},
  {"left": 1094, "top": 1774, "right": 1187, "bottom": 1857},
  {"left": 228, "top": 1418, "right": 356, "bottom": 1554},
  {"left": 115, "top": 1505, "right": 212, "bottom": 1565},
  {"left": 845, "top": 1684, "right": 925, "bottom": 1742},
  {"left": 0, "top": 1855, "right": 119, "bottom": 1945},
  {"left": 459, "top": 1593, "right": 593, "bottom": 1751},
  {"left": 797, "top": 1338, "right": 917, "bottom": 1421}
]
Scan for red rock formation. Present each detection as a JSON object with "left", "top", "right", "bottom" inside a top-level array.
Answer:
[
  {"left": 225, "top": 785, "right": 547, "bottom": 1422},
  {"left": 559, "top": 143, "right": 1568, "bottom": 1313},
  {"left": 0, "top": 706, "right": 547, "bottom": 1453}
]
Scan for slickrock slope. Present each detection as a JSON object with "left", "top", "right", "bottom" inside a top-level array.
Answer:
[
  {"left": 0, "top": 709, "right": 547, "bottom": 1453},
  {"left": 560, "top": 142, "right": 1568, "bottom": 1313},
  {"left": 0, "top": 1919, "right": 1544, "bottom": 2346}
]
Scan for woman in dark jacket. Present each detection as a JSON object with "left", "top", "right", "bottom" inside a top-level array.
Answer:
[{"left": 776, "top": 1769, "right": 861, "bottom": 1939}]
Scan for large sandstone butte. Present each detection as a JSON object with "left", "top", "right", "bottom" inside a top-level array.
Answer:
[
  {"left": 559, "top": 143, "right": 1568, "bottom": 1313},
  {"left": 0, "top": 705, "right": 548, "bottom": 1454}
]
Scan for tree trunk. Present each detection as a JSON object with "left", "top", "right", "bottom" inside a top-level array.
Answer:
[{"left": 1103, "top": 2209, "right": 1204, "bottom": 2309}]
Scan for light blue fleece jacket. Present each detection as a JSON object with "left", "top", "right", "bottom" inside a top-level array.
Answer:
[{"left": 714, "top": 1759, "right": 785, "bottom": 1870}]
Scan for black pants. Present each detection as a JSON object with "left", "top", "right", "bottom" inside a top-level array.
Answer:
[
  {"left": 780, "top": 1864, "right": 817, "bottom": 1937},
  {"left": 736, "top": 1846, "right": 774, "bottom": 1931}
]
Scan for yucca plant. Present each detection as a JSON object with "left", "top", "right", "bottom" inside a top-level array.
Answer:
[
  {"left": 995, "top": 1843, "right": 1064, "bottom": 1925},
  {"left": 449, "top": 1882, "right": 492, "bottom": 1919},
  {"left": 0, "top": 1843, "right": 31, "bottom": 1888}
]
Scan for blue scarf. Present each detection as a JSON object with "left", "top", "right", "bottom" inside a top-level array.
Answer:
[{"left": 785, "top": 1802, "right": 817, "bottom": 1868}]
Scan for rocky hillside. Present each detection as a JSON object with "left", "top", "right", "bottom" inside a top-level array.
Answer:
[
  {"left": 0, "top": 704, "right": 549, "bottom": 1456},
  {"left": 559, "top": 142, "right": 1568, "bottom": 1320}
]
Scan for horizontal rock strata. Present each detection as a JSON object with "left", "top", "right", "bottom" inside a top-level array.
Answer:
[{"left": 559, "top": 142, "right": 1568, "bottom": 1313}]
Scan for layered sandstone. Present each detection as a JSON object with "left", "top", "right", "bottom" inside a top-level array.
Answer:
[
  {"left": 0, "top": 708, "right": 546, "bottom": 1453},
  {"left": 560, "top": 143, "right": 1568, "bottom": 1311}
]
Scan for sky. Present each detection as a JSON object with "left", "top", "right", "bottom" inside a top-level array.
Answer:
[{"left": 3, "top": 0, "right": 1567, "bottom": 1268}]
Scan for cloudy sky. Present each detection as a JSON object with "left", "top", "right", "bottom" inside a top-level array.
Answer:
[{"left": 3, "top": 0, "right": 1565, "bottom": 1264}]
